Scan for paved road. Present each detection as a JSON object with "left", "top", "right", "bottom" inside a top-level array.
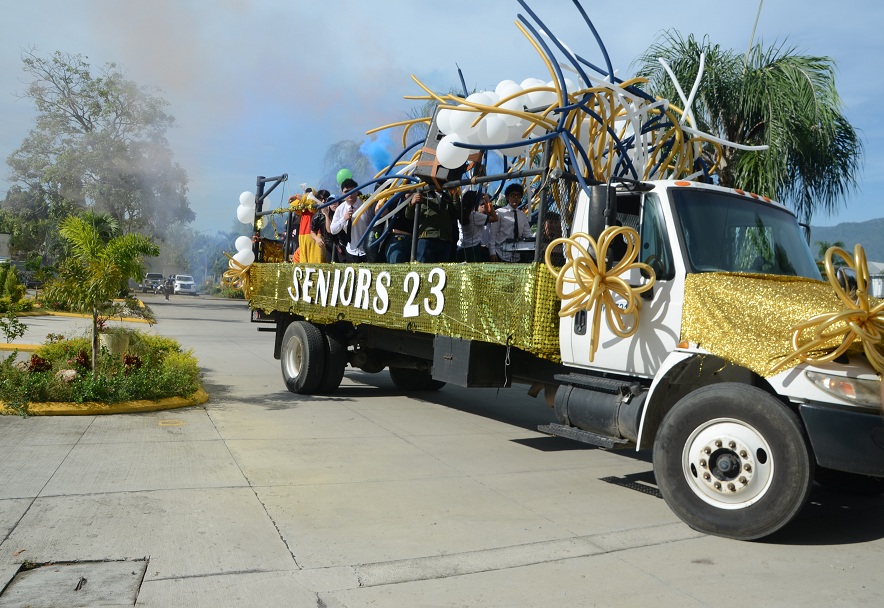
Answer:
[{"left": 1, "top": 294, "right": 882, "bottom": 606}]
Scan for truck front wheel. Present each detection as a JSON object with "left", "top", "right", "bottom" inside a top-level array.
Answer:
[
  {"left": 653, "top": 383, "right": 813, "bottom": 540},
  {"left": 281, "top": 321, "right": 326, "bottom": 394}
]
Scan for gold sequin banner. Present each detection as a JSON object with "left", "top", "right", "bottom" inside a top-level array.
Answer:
[
  {"left": 248, "top": 262, "right": 562, "bottom": 361},
  {"left": 681, "top": 272, "right": 857, "bottom": 377}
]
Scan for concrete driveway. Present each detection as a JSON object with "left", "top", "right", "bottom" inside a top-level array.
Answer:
[{"left": 1, "top": 294, "right": 882, "bottom": 607}]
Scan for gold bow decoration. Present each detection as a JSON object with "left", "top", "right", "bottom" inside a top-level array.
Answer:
[
  {"left": 288, "top": 192, "right": 320, "bottom": 214},
  {"left": 771, "top": 244, "right": 884, "bottom": 374},
  {"left": 221, "top": 253, "right": 252, "bottom": 295},
  {"left": 544, "top": 226, "right": 656, "bottom": 362}
]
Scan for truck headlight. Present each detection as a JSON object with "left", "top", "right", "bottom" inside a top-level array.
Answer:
[{"left": 805, "top": 370, "right": 882, "bottom": 408}]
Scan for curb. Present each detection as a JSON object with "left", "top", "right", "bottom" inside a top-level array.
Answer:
[
  {"left": 1, "top": 387, "right": 209, "bottom": 416},
  {"left": 0, "top": 344, "right": 40, "bottom": 352},
  {"left": 16, "top": 310, "right": 153, "bottom": 324}
]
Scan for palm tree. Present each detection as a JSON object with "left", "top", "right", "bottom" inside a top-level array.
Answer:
[
  {"left": 815, "top": 239, "right": 846, "bottom": 261},
  {"left": 633, "top": 32, "right": 862, "bottom": 225},
  {"left": 55, "top": 216, "right": 159, "bottom": 371}
]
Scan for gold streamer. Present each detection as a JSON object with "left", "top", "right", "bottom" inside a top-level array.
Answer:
[
  {"left": 771, "top": 245, "right": 884, "bottom": 374},
  {"left": 222, "top": 253, "right": 251, "bottom": 295},
  {"left": 544, "top": 226, "right": 655, "bottom": 362}
]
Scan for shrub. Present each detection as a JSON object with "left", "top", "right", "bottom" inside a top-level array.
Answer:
[
  {"left": 27, "top": 354, "right": 52, "bottom": 373},
  {"left": 2, "top": 330, "right": 201, "bottom": 415},
  {"left": 0, "top": 299, "right": 34, "bottom": 314}
]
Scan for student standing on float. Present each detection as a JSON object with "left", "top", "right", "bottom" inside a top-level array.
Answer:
[
  {"left": 330, "top": 178, "right": 374, "bottom": 263},
  {"left": 488, "top": 183, "right": 530, "bottom": 262},
  {"left": 457, "top": 190, "right": 497, "bottom": 262}
]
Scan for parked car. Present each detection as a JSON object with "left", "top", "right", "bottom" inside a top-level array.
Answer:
[
  {"left": 173, "top": 274, "right": 197, "bottom": 295},
  {"left": 142, "top": 273, "right": 164, "bottom": 293},
  {"left": 21, "top": 271, "right": 44, "bottom": 289}
]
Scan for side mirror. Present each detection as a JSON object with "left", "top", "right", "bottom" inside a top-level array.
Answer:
[{"left": 836, "top": 267, "right": 857, "bottom": 296}]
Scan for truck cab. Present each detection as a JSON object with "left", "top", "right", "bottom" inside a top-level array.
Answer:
[{"left": 549, "top": 178, "right": 883, "bottom": 539}]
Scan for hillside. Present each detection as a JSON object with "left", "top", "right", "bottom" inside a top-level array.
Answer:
[{"left": 810, "top": 218, "right": 884, "bottom": 261}]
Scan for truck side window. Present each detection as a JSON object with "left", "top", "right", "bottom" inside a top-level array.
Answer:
[{"left": 640, "top": 194, "right": 674, "bottom": 280}]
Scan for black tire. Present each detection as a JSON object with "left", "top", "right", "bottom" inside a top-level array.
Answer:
[
  {"left": 388, "top": 367, "right": 445, "bottom": 391},
  {"left": 815, "top": 467, "right": 884, "bottom": 496},
  {"left": 316, "top": 327, "right": 347, "bottom": 394},
  {"left": 653, "top": 383, "right": 814, "bottom": 540},
  {"left": 281, "top": 321, "right": 326, "bottom": 394}
]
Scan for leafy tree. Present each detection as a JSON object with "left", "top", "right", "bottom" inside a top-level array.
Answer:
[
  {"left": 319, "top": 140, "right": 375, "bottom": 192},
  {"left": 0, "top": 185, "right": 77, "bottom": 263},
  {"left": 634, "top": 32, "right": 862, "bottom": 224},
  {"left": 47, "top": 216, "right": 159, "bottom": 372},
  {"left": 6, "top": 50, "right": 194, "bottom": 239}
]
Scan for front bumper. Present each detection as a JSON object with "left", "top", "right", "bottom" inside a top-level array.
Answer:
[{"left": 800, "top": 402, "right": 884, "bottom": 477}]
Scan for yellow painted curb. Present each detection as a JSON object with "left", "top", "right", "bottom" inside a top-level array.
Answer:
[
  {"left": 1, "top": 387, "right": 209, "bottom": 416},
  {"left": 0, "top": 344, "right": 40, "bottom": 352},
  {"left": 15, "top": 310, "right": 153, "bottom": 324}
]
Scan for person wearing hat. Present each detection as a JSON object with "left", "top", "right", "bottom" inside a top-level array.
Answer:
[{"left": 488, "top": 183, "right": 531, "bottom": 262}]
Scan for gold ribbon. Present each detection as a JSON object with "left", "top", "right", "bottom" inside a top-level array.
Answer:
[
  {"left": 544, "top": 226, "right": 655, "bottom": 362},
  {"left": 771, "top": 245, "right": 884, "bottom": 374},
  {"left": 222, "top": 253, "right": 251, "bottom": 295}
]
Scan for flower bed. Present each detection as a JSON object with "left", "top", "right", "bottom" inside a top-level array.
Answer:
[{"left": 0, "top": 329, "right": 201, "bottom": 415}]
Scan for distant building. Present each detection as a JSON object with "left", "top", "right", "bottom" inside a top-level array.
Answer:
[{"left": 869, "top": 261, "right": 884, "bottom": 298}]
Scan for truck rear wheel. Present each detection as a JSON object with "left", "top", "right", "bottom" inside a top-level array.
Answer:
[
  {"left": 316, "top": 328, "right": 347, "bottom": 394},
  {"left": 281, "top": 321, "right": 325, "bottom": 394},
  {"left": 653, "top": 383, "right": 813, "bottom": 540},
  {"left": 389, "top": 367, "right": 445, "bottom": 391}
]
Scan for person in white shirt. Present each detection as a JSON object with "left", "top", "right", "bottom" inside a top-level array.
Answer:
[
  {"left": 456, "top": 190, "right": 497, "bottom": 262},
  {"left": 488, "top": 183, "right": 530, "bottom": 262},
  {"left": 330, "top": 178, "right": 374, "bottom": 263}
]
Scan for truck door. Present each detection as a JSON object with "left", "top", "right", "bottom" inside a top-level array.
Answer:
[{"left": 559, "top": 192, "right": 683, "bottom": 377}]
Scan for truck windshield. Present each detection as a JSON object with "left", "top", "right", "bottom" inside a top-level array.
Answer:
[{"left": 671, "top": 188, "right": 821, "bottom": 279}]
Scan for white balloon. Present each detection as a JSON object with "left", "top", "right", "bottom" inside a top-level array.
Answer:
[
  {"left": 496, "top": 83, "right": 526, "bottom": 126},
  {"left": 507, "top": 120, "right": 527, "bottom": 141},
  {"left": 436, "top": 134, "right": 470, "bottom": 169},
  {"left": 461, "top": 125, "right": 484, "bottom": 145},
  {"left": 236, "top": 204, "right": 254, "bottom": 225},
  {"left": 531, "top": 85, "right": 558, "bottom": 110},
  {"left": 484, "top": 91, "right": 500, "bottom": 105},
  {"left": 466, "top": 91, "right": 492, "bottom": 108},
  {"left": 239, "top": 191, "right": 256, "bottom": 208},
  {"left": 495, "top": 79, "right": 519, "bottom": 97},
  {"left": 479, "top": 114, "right": 509, "bottom": 146},
  {"left": 233, "top": 248, "right": 255, "bottom": 267},
  {"left": 519, "top": 78, "right": 546, "bottom": 109},
  {"left": 436, "top": 106, "right": 454, "bottom": 135},
  {"left": 500, "top": 144, "right": 527, "bottom": 157},
  {"left": 234, "top": 236, "right": 252, "bottom": 252},
  {"left": 447, "top": 104, "right": 478, "bottom": 137}
]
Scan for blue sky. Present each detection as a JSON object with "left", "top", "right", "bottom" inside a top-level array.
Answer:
[{"left": 1, "top": 0, "right": 881, "bottom": 233}]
